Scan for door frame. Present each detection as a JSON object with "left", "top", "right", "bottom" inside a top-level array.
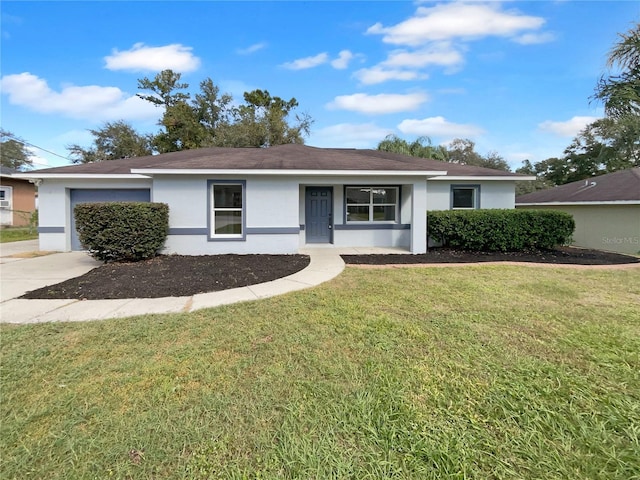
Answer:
[{"left": 305, "top": 186, "right": 333, "bottom": 244}]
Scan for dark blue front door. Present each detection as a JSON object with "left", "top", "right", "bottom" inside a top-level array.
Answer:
[{"left": 305, "top": 187, "right": 332, "bottom": 243}]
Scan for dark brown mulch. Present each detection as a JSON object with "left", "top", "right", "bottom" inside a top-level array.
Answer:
[
  {"left": 342, "top": 246, "right": 640, "bottom": 266},
  {"left": 21, "top": 254, "right": 310, "bottom": 300}
]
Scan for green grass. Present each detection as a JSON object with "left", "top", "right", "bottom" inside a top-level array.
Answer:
[
  {"left": 1, "top": 266, "right": 639, "bottom": 479},
  {"left": 0, "top": 227, "right": 38, "bottom": 243}
]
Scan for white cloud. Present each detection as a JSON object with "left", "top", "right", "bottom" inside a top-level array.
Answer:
[
  {"left": 383, "top": 45, "right": 464, "bottom": 69},
  {"left": 353, "top": 67, "right": 427, "bottom": 85},
  {"left": 538, "top": 116, "right": 600, "bottom": 137},
  {"left": 104, "top": 43, "right": 201, "bottom": 72},
  {"left": 398, "top": 116, "right": 484, "bottom": 138},
  {"left": 513, "top": 32, "right": 556, "bottom": 45},
  {"left": 327, "top": 92, "right": 428, "bottom": 115},
  {"left": 308, "top": 123, "right": 393, "bottom": 148},
  {"left": 368, "top": 3, "right": 545, "bottom": 46},
  {"left": 331, "top": 50, "right": 354, "bottom": 69},
  {"left": 281, "top": 52, "right": 329, "bottom": 70},
  {"left": 1, "top": 72, "right": 159, "bottom": 122},
  {"left": 237, "top": 42, "right": 267, "bottom": 55}
]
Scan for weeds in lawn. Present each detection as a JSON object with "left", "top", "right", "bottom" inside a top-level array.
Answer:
[{"left": 1, "top": 266, "right": 639, "bottom": 479}]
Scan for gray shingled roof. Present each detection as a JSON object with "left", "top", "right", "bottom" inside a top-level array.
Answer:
[
  {"left": 0, "top": 166, "right": 18, "bottom": 176},
  {"left": 516, "top": 168, "right": 640, "bottom": 203},
  {"left": 26, "top": 144, "right": 526, "bottom": 177}
]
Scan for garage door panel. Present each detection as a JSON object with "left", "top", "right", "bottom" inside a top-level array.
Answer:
[{"left": 70, "top": 189, "right": 151, "bottom": 251}]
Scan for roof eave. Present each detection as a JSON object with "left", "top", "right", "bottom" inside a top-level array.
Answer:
[
  {"left": 12, "top": 173, "right": 152, "bottom": 180},
  {"left": 129, "top": 168, "right": 449, "bottom": 177},
  {"left": 430, "top": 175, "right": 534, "bottom": 181},
  {"left": 516, "top": 200, "right": 640, "bottom": 206}
]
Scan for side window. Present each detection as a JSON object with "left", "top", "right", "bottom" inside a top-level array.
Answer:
[
  {"left": 451, "top": 185, "right": 480, "bottom": 209},
  {"left": 0, "top": 187, "right": 10, "bottom": 208},
  {"left": 210, "top": 181, "right": 245, "bottom": 239}
]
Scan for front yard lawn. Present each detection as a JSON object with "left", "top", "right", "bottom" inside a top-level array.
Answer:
[
  {"left": 0, "top": 227, "right": 38, "bottom": 243},
  {"left": 2, "top": 266, "right": 639, "bottom": 479}
]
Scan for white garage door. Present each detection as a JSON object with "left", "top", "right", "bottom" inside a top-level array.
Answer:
[{"left": 70, "top": 189, "right": 151, "bottom": 250}]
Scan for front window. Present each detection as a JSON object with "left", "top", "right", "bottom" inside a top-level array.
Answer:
[
  {"left": 451, "top": 185, "right": 480, "bottom": 209},
  {"left": 211, "top": 182, "right": 244, "bottom": 238},
  {"left": 346, "top": 186, "right": 398, "bottom": 222}
]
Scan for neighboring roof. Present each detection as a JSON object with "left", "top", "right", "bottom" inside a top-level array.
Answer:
[
  {"left": 0, "top": 166, "right": 18, "bottom": 176},
  {"left": 516, "top": 168, "right": 640, "bottom": 204},
  {"left": 1, "top": 166, "right": 33, "bottom": 183},
  {"left": 17, "top": 144, "right": 528, "bottom": 179}
]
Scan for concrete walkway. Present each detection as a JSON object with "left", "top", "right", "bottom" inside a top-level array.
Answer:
[{"left": 0, "top": 243, "right": 403, "bottom": 324}]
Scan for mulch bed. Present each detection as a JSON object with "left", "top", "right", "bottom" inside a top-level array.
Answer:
[
  {"left": 342, "top": 246, "right": 640, "bottom": 266},
  {"left": 19, "top": 247, "right": 639, "bottom": 301},
  {"left": 21, "top": 254, "right": 310, "bottom": 300}
]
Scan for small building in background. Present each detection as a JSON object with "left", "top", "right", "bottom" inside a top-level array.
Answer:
[
  {"left": 0, "top": 166, "right": 38, "bottom": 227},
  {"left": 516, "top": 168, "right": 640, "bottom": 255}
]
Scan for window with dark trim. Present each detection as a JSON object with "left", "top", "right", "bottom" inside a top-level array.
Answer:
[
  {"left": 451, "top": 185, "right": 480, "bottom": 209},
  {"left": 210, "top": 181, "right": 245, "bottom": 239},
  {"left": 345, "top": 186, "right": 398, "bottom": 223}
]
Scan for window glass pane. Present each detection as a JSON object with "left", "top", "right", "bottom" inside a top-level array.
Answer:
[
  {"left": 346, "top": 187, "right": 370, "bottom": 204},
  {"left": 373, "top": 205, "right": 396, "bottom": 221},
  {"left": 214, "top": 211, "right": 242, "bottom": 234},
  {"left": 372, "top": 188, "right": 396, "bottom": 204},
  {"left": 347, "top": 205, "right": 370, "bottom": 221},
  {"left": 0, "top": 191, "right": 5, "bottom": 200},
  {"left": 214, "top": 184, "right": 242, "bottom": 208},
  {"left": 453, "top": 188, "right": 475, "bottom": 208}
]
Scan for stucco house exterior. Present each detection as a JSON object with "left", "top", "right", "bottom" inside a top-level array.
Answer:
[
  {"left": 0, "top": 166, "right": 37, "bottom": 227},
  {"left": 17, "top": 144, "right": 530, "bottom": 254},
  {"left": 516, "top": 168, "right": 640, "bottom": 255}
]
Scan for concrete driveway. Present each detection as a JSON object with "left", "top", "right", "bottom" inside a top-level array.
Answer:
[
  {"left": 0, "top": 243, "right": 349, "bottom": 324},
  {"left": 0, "top": 240, "right": 101, "bottom": 306}
]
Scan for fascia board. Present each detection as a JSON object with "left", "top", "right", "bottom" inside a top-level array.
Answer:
[
  {"left": 130, "top": 169, "right": 449, "bottom": 177},
  {"left": 429, "top": 175, "right": 535, "bottom": 181},
  {"left": 516, "top": 200, "right": 640, "bottom": 206},
  {"left": 12, "top": 173, "right": 152, "bottom": 179}
]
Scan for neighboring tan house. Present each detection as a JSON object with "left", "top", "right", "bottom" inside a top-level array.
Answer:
[
  {"left": 16, "top": 144, "right": 532, "bottom": 254},
  {"left": 0, "top": 166, "right": 37, "bottom": 227},
  {"left": 516, "top": 168, "right": 640, "bottom": 255}
]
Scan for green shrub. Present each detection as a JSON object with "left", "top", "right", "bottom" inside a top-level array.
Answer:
[
  {"left": 427, "top": 209, "right": 575, "bottom": 252},
  {"left": 74, "top": 202, "right": 169, "bottom": 262}
]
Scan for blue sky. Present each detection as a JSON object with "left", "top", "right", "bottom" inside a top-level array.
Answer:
[{"left": 1, "top": 1, "right": 638, "bottom": 169}]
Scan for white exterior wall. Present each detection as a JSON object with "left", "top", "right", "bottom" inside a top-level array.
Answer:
[
  {"left": 37, "top": 178, "right": 152, "bottom": 251},
  {"left": 426, "top": 180, "right": 516, "bottom": 211},
  {"left": 156, "top": 175, "right": 301, "bottom": 255}
]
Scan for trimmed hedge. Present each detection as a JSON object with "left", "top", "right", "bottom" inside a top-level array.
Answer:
[
  {"left": 427, "top": 209, "right": 575, "bottom": 252},
  {"left": 74, "top": 202, "right": 169, "bottom": 262}
]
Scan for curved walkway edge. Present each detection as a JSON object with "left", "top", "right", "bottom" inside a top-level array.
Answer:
[
  {"left": 0, "top": 248, "right": 346, "bottom": 324},
  {"left": 2, "top": 244, "right": 638, "bottom": 325}
]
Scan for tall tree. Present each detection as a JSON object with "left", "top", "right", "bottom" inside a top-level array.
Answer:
[
  {"left": 137, "top": 71, "right": 312, "bottom": 151},
  {"left": 67, "top": 121, "right": 153, "bottom": 164},
  {"left": 137, "top": 70, "right": 208, "bottom": 152},
  {"left": 514, "top": 160, "right": 554, "bottom": 195},
  {"left": 593, "top": 21, "right": 640, "bottom": 119},
  {"left": 224, "top": 89, "right": 312, "bottom": 147},
  {"left": 377, "top": 134, "right": 447, "bottom": 161},
  {"left": 446, "top": 138, "right": 511, "bottom": 171},
  {"left": 137, "top": 69, "right": 190, "bottom": 108},
  {"left": 0, "top": 129, "right": 33, "bottom": 170}
]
